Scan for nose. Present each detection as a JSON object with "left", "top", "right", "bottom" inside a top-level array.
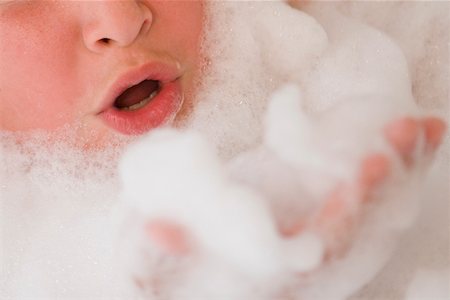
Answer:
[{"left": 81, "top": 1, "right": 152, "bottom": 52}]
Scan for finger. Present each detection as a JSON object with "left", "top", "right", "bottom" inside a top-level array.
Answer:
[
  {"left": 422, "top": 117, "right": 447, "bottom": 152},
  {"left": 315, "top": 185, "right": 348, "bottom": 225},
  {"left": 310, "top": 153, "right": 389, "bottom": 258},
  {"left": 279, "top": 220, "right": 306, "bottom": 238},
  {"left": 358, "top": 153, "right": 390, "bottom": 201},
  {"left": 317, "top": 153, "right": 390, "bottom": 223},
  {"left": 384, "top": 117, "right": 420, "bottom": 167},
  {"left": 313, "top": 185, "right": 355, "bottom": 259},
  {"left": 145, "top": 220, "right": 190, "bottom": 256},
  {"left": 279, "top": 186, "right": 348, "bottom": 239}
]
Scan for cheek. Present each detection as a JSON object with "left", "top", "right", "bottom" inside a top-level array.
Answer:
[
  {"left": 154, "top": 2, "right": 204, "bottom": 60},
  {"left": 181, "top": 6, "right": 203, "bottom": 56},
  {"left": 0, "top": 10, "right": 84, "bottom": 129}
]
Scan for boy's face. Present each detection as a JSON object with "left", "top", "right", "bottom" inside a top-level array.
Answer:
[{"left": 0, "top": 1, "right": 203, "bottom": 146}]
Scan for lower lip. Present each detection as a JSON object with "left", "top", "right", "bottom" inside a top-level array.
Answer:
[{"left": 99, "top": 81, "right": 183, "bottom": 135}]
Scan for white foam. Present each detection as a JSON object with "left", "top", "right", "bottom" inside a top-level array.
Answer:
[
  {"left": 0, "top": 129, "right": 134, "bottom": 299},
  {"left": 1, "top": 1, "right": 448, "bottom": 299},
  {"left": 406, "top": 270, "right": 449, "bottom": 300},
  {"left": 183, "top": 1, "right": 328, "bottom": 159}
]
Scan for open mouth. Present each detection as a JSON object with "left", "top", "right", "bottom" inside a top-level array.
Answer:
[
  {"left": 99, "top": 62, "right": 184, "bottom": 135},
  {"left": 114, "top": 79, "right": 161, "bottom": 111}
]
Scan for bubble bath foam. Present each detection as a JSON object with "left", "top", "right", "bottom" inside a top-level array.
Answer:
[{"left": 1, "top": 1, "right": 448, "bottom": 300}]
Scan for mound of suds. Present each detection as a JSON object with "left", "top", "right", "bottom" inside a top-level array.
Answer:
[{"left": 1, "top": 1, "right": 448, "bottom": 299}]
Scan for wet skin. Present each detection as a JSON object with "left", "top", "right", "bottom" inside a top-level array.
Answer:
[{"left": 0, "top": 0, "right": 204, "bottom": 146}]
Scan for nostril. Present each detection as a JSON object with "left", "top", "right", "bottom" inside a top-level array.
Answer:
[
  {"left": 140, "top": 19, "right": 151, "bottom": 35},
  {"left": 82, "top": 1, "right": 153, "bottom": 53}
]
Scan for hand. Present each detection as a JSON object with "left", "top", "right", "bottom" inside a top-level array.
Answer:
[
  {"left": 280, "top": 116, "right": 446, "bottom": 261},
  {"left": 132, "top": 116, "right": 446, "bottom": 296}
]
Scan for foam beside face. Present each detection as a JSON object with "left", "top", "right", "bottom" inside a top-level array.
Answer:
[
  {"left": 183, "top": 1, "right": 328, "bottom": 159},
  {"left": 1, "top": 1, "right": 448, "bottom": 299}
]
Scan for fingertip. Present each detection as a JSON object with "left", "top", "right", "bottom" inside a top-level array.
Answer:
[
  {"left": 359, "top": 153, "right": 390, "bottom": 193},
  {"left": 423, "top": 117, "right": 447, "bottom": 151},
  {"left": 384, "top": 117, "right": 420, "bottom": 163},
  {"left": 145, "top": 220, "right": 190, "bottom": 256},
  {"left": 315, "top": 186, "right": 347, "bottom": 224}
]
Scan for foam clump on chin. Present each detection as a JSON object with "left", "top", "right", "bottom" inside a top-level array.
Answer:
[{"left": 0, "top": 128, "right": 135, "bottom": 299}]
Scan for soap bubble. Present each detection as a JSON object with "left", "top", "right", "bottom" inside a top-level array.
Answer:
[{"left": 1, "top": 1, "right": 448, "bottom": 299}]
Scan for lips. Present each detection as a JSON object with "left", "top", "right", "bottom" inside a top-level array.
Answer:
[{"left": 98, "top": 62, "right": 183, "bottom": 135}]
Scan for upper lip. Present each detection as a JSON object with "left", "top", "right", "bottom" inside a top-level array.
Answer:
[{"left": 98, "top": 61, "right": 181, "bottom": 113}]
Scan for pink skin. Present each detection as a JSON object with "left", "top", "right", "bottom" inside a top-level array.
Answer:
[
  {"left": 0, "top": 1, "right": 203, "bottom": 147},
  {"left": 145, "top": 220, "right": 190, "bottom": 256}
]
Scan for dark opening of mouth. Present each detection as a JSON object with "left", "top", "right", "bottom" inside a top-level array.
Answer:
[{"left": 114, "top": 80, "right": 160, "bottom": 110}]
